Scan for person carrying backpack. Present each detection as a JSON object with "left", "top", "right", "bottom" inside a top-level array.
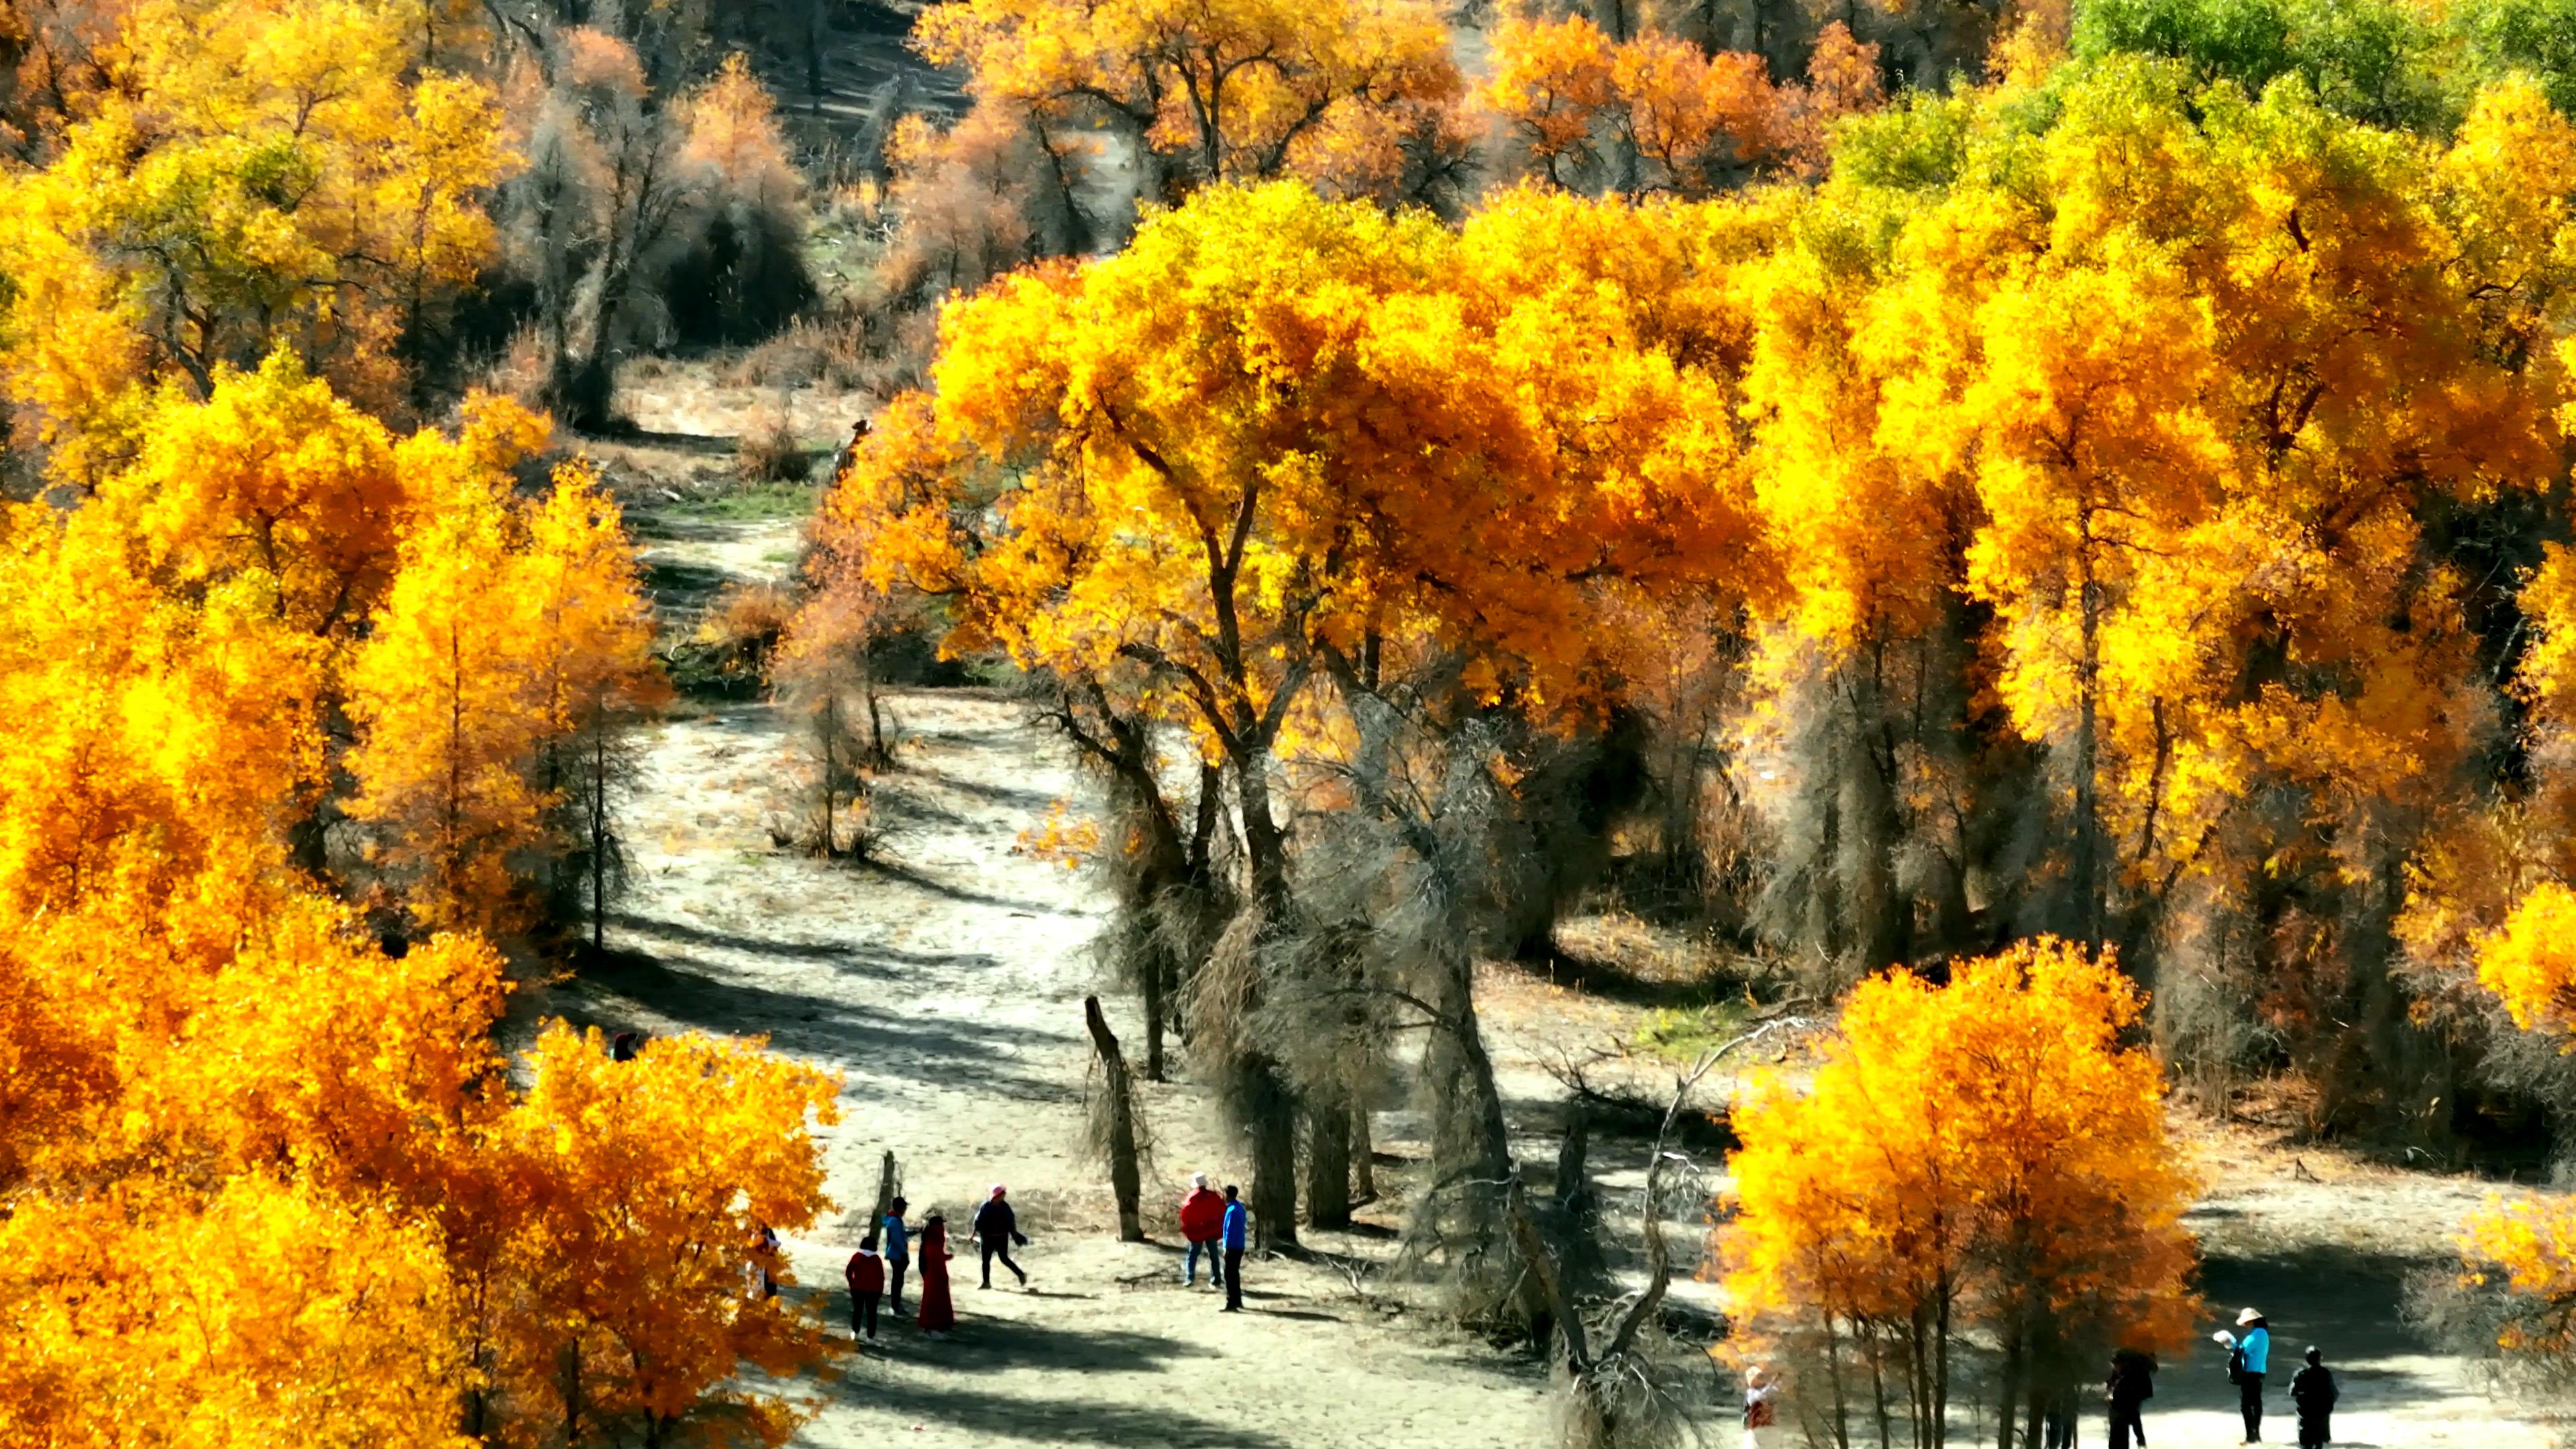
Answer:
[
  {"left": 2217, "top": 1308, "right": 2272, "bottom": 1444},
  {"left": 2290, "top": 1346, "right": 2337, "bottom": 1448},
  {"left": 2107, "top": 1348, "right": 2155, "bottom": 1449}
]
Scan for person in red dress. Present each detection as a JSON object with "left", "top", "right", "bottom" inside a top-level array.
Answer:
[{"left": 915, "top": 1212, "right": 956, "bottom": 1336}]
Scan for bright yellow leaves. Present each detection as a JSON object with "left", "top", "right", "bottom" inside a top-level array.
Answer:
[
  {"left": 1723, "top": 941, "right": 2200, "bottom": 1438},
  {"left": 0, "top": 0, "right": 513, "bottom": 480},
  {"left": 812, "top": 180, "right": 1770, "bottom": 798},
  {"left": 0, "top": 1175, "right": 474, "bottom": 1449},
  {"left": 2457, "top": 1190, "right": 2576, "bottom": 1360},
  {"left": 0, "top": 303, "right": 807, "bottom": 1449},
  {"left": 480, "top": 1024, "right": 841, "bottom": 1442},
  {"left": 347, "top": 455, "right": 661, "bottom": 937},
  {"left": 1748, "top": 60, "right": 2569, "bottom": 941}
]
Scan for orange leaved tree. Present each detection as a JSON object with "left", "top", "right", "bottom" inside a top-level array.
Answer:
[{"left": 1723, "top": 941, "right": 2200, "bottom": 1448}]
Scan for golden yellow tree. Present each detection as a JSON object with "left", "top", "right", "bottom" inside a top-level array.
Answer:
[
  {"left": 1724, "top": 941, "right": 2200, "bottom": 1449},
  {"left": 914, "top": 0, "right": 1465, "bottom": 206}
]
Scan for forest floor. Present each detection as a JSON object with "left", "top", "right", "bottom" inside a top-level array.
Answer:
[{"left": 537, "top": 372, "right": 2568, "bottom": 1448}]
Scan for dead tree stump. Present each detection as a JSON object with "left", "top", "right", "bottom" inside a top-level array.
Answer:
[{"left": 1085, "top": 995, "right": 1147, "bottom": 1242}]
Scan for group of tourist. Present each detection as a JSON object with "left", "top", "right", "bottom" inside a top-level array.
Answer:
[
  {"left": 840, "top": 1184, "right": 1032, "bottom": 1344},
  {"left": 831, "top": 1172, "right": 1250, "bottom": 1347},
  {"left": 1743, "top": 1307, "right": 2343, "bottom": 1449}
]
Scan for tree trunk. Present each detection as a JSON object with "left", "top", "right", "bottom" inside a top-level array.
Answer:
[
  {"left": 2073, "top": 516, "right": 2105, "bottom": 949},
  {"left": 1305, "top": 1089, "right": 1352, "bottom": 1230},
  {"left": 1083, "top": 996, "right": 1147, "bottom": 1242},
  {"left": 1246, "top": 1057, "right": 1299, "bottom": 1251},
  {"left": 1140, "top": 941, "right": 1167, "bottom": 1085},
  {"left": 872, "top": 1150, "right": 899, "bottom": 1223},
  {"left": 1350, "top": 1104, "right": 1375, "bottom": 1201}
]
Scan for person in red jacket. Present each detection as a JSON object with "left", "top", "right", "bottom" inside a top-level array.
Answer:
[
  {"left": 1178, "top": 1171, "right": 1226, "bottom": 1289},
  {"left": 845, "top": 1232, "right": 886, "bottom": 1344}
]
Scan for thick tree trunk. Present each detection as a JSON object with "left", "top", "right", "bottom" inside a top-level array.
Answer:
[
  {"left": 1305, "top": 1089, "right": 1352, "bottom": 1230},
  {"left": 1246, "top": 1058, "right": 1299, "bottom": 1251},
  {"left": 1083, "top": 996, "right": 1147, "bottom": 1242}
]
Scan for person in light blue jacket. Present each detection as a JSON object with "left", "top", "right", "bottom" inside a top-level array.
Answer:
[{"left": 2233, "top": 1307, "right": 2272, "bottom": 1443}]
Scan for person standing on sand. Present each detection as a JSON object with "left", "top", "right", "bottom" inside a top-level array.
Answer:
[
  {"left": 881, "top": 1195, "right": 910, "bottom": 1316},
  {"left": 2107, "top": 1348, "right": 2155, "bottom": 1449},
  {"left": 972, "top": 1183, "right": 1029, "bottom": 1289},
  {"left": 1220, "top": 1185, "right": 1247, "bottom": 1312},
  {"left": 2290, "top": 1347, "right": 2337, "bottom": 1448},
  {"left": 846, "top": 1234, "right": 885, "bottom": 1344},
  {"left": 1743, "top": 1366, "right": 1782, "bottom": 1449},
  {"left": 1179, "top": 1173, "right": 1225, "bottom": 1288},
  {"left": 2222, "top": 1307, "right": 2273, "bottom": 1444},
  {"left": 916, "top": 1212, "right": 956, "bottom": 1336}
]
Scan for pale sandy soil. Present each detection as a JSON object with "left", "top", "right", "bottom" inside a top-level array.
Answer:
[{"left": 555, "top": 478, "right": 2569, "bottom": 1448}]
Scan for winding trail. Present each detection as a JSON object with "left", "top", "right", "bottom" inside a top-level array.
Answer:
[{"left": 559, "top": 504, "right": 1552, "bottom": 1448}]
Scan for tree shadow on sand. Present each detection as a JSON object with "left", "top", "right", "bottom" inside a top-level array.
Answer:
[
  {"left": 839, "top": 1320, "right": 1293, "bottom": 1448},
  {"left": 2153, "top": 1240, "right": 2470, "bottom": 1413},
  {"left": 576, "top": 947, "right": 1075, "bottom": 1102},
  {"left": 847, "top": 1375, "right": 1297, "bottom": 1449}
]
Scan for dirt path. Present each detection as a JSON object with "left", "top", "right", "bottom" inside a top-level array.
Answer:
[{"left": 558, "top": 506, "right": 1552, "bottom": 1448}]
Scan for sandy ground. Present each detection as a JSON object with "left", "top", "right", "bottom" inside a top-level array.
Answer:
[{"left": 557, "top": 477, "right": 2570, "bottom": 1448}]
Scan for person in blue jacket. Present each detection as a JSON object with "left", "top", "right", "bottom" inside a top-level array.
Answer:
[
  {"left": 881, "top": 1195, "right": 912, "bottom": 1316},
  {"left": 1220, "top": 1185, "right": 1248, "bottom": 1313},
  {"left": 2233, "top": 1308, "right": 2272, "bottom": 1443}
]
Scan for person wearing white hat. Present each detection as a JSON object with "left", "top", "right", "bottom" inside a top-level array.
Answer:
[
  {"left": 2222, "top": 1307, "right": 2272, "bottom": 1443},
  {"left": 1743, "top": 1365, "right": 1784, "bottom": 1449}
]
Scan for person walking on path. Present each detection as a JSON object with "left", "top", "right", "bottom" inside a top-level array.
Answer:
[
  {"left": 1179, "top": 1173, "right": 1225, "bottom": 1288},
  {"left": 2107, "top": 1348, "right": 2155, "bottom": 1449},
  {"left": 2290, "top": 1348, "right": 2337, "bottom": 1448},
  {"left": 1743, "top": 1365, "right": 1783, "bottom": 1449},
  {"left": 916, "top": 1212, "right": 955, "bottom": 1336},
  {"left": 845, "top": 1234, "right": 886, "bottom": 1344},
  {"left": 972, "top": 1184, "right": 1029, "bottom": 1289},
  {"left": 1220, "top": 1185, "right": 1248, "bottom": 1312},
  {"left": 2222, "top": 1307, "right": 2272, "bottom": 1444},
  {"left": 881, "top": 1196, "right": 910, "bottom": 1316}
]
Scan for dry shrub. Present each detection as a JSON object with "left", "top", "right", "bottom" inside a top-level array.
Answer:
[
  {"left": 735, "top": 406, "right": 812, "bottom": 483},
  {"left": 696, "top": 582, "right": 797, "bottom": 678},
  {"left": 719, "top": 321, "right": 843, "bottom": 390},
  {"left": 663, "top": 53, "right": 816, "bottom": 346},
  {"left": 878, "top": 103, "right": 1085, "bottom": 311}
]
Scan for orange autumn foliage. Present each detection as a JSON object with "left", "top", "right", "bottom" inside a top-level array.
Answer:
[
  {"left": 1724, "top": 941, "right": 2199, "bottom": 1444},
  {"left": 1483, "top": 17, "right": 1880, "bottom": 195},
  {"left": 0, "top": 354, "right": 814, "bottom": 1447},
  {"left": 914, "top": 0, "right": 1466, "bottom": 202},
  {"left": 0, "top": 0, "right": 515, "bottom": 482}
]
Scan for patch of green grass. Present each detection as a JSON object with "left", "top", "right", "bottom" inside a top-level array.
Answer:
[
  {"left": 661, "top": 480, "right": 822, "bottom": 522},
  {"left": 1633, "top": 1000, "right": 1753, "bottom": 1063}
]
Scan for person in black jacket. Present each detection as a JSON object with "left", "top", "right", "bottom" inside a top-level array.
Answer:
[
  {"left": 2290, "top": 1348, "right": 2337, "bottom": 1448},
  {"left": 971, "top": 1183, "right": 1029, "bottom": 1289},
  {"left": 2107, "top": 1348, "right": 2155, "bottom": 1449}
]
